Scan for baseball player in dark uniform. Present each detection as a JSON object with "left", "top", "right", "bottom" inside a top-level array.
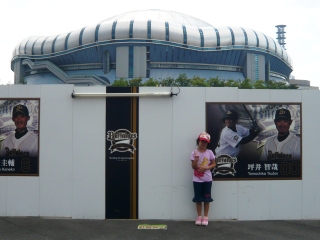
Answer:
[
  {"left": 260, "top": 108, "right": 300, "bottom": 161},
  {"left": 0, "top": 104, "right": 38, "bottom": 157},
  {"left": 215, "top": 110, "right": 260, "bottom": 157}
]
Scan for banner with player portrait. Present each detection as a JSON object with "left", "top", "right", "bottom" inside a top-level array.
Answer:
[
  {"left": 206, "top": 103, "right": 301, "bottom": 180},
  {"left": 0, "top": 99, "right": 39, "bottom": 176}
]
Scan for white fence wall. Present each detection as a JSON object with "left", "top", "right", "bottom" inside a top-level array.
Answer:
[{"left": 0, "top": 85, "right": 319, "bottom": 220}]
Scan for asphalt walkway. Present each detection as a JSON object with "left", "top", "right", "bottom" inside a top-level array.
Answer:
[{"left": 1, "top": 217, "right": 320, "bottom": 240}]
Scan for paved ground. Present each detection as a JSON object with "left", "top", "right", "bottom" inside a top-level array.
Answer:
[{"left": 1, "top": 217, "right": 320, "bottom": 240}]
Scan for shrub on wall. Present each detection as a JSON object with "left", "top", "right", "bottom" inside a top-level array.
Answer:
[{"left": 111, "top": 74, "right": 298, "bottom": 89}]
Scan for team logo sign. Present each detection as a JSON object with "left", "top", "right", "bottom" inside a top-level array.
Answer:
[
  {"left": 107, "top": 129, "right": 137, "bottom": 153},
  {"left": 213, "top": 155, "right": 237, "bottom": 176}
]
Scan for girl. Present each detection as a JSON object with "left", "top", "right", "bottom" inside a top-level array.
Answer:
[{"left": 191, "top": 132, "right": 216, "bottom": 226}]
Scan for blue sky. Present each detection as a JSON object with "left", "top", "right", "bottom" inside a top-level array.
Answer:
[{"left": 0, "top": 0, "right": 319, "bottom": 86}]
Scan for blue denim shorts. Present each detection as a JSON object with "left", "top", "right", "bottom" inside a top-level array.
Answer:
[{"left": 192, "top": 181, "right": 213, "bottom": 203}]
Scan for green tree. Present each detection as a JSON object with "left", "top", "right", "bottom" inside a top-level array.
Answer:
[
  {"left": 206, "top": 76, "right": 225, "bottom": 87},
  {"left": 159, "top": 77, "right": 176, "bottom": 86},
  {"left": 190, "top": 76, "right": 207, "bottom": 87},
  {"left": 253, "top": 80, "right": 266, "bottom": 89},
  {"left": 225, "top": 79, "right": 240, "bottom": 87},
  {"left": 175, "top": 73, "right": 190, "bottom": 86},
  {"left": 143, "top": 78, "right": 159, "bottom": 86},
  {"left": 239, "top": 79, "right": 253, "bottom": 89},
  {"left": 128, "top": 77, "right": 143, "bottom": 86},
  {"left": 112, "top": 78, "right": 128, "bottom": 86}
]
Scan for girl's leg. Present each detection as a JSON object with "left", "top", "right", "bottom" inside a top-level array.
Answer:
[
  {"left": 196, "top": 202, "right": 202, "bottom": 216},
  {"left": 203, "top": 202, "right": 210, "bottom": 217}
]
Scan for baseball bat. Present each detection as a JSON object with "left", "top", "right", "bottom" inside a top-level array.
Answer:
[{"left": 242, "top": 105, "right": 259, "bottom": 129}]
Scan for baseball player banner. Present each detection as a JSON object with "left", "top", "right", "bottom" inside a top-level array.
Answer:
[
  {"left": 206, "top": 103, "right": 301, "bottom": 180},
  {"left": 0, "top": 99, "right": 39, "bottom": 176}
]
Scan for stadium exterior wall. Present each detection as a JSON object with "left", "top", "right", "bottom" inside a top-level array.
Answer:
[{"left": 11, "top": 10, "right": 293, "bottom": 85}]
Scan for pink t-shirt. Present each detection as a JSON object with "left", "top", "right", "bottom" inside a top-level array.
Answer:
[{"left": 190, "top": 149, "right": 215, "bottom": 182}]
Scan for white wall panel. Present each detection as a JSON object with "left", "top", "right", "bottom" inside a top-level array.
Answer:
[
  {"left": 7, "top": 177, "right": 39, "bottom": 216},
  {"left": 206, "top": 87, "right": 238, "bottom": 102},
  {"left": 39, "top": 85, "right": 73, "bottom": 217},
  {"left": 301, "top": 91, "right": 320, "bottom": 219},
  {"left": 211, "top": 181, "right": 238, "bottom": 219},
  {"left": 270, "top": 180, "right": 302, "bottom": 219},
  {"left": 8, "top": 85, "right": 41, "bottom": 98},
  {"left": 0, "top": 177, "right": 6, "bottom": 215},
  {"left": 269, "top": 90, "right": 302, "bottom": 103},
  {"left": 238, "top": 89, "right": 270, "bottom": 102},
  {"left": 72, "top": 86, "right": 106, "bottom": 219},
  {"left": 237, "top": 181, "right": 271, "bottom": 220},
  {"left": 139, "top": 87, "right": 173, "bottom": 219},
  {"left": 171, "top": 87, "right": 205, "bottom": 220}
]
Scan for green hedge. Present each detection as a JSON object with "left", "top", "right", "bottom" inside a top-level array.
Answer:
[{"left": 111, "top": 74, "right": 298, "bottom": 89}]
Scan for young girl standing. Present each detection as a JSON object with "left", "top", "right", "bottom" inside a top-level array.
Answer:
[{"left": 191, "top": 132, "right": 216, "bottom": 226}]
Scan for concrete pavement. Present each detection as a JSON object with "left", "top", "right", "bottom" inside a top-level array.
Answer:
[{"left": 1, "top": 217, "right": 320, "bottom": 240}]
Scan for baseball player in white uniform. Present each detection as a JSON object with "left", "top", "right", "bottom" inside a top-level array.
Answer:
[
  {"left": 260, "top": 108, "right": 300, "bottom": 161},
  {"left": 215, "top": 110, "right": 260, "bottom": 157},
  {"left": 0, "top": 104, "right": 38, "bottom": 158}
]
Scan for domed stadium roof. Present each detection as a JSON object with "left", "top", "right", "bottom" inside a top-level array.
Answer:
[
  {"left": 100, "top": 9, "right": 213, "bottom": 28},
  {"left": 12, "top": 9, "right": 292, "bottom": 68}
]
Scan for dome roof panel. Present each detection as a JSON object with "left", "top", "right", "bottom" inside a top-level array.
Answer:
[
  {"left": 133, "top": 19, "right": 148, "bottom": 39},
  {"left": 54, "top": 33, "right": 69, "bottom": 53},
  {"left": 115, "top": 19, "right": 130, "bottom": 39},
  {"left": 168, "top": 22, "right": 184, "bottom": 44},
  {"left": 82, "top": 25, "right": 96, "bottom": 45},
  {"left": 25, "top": 37, "right": 40, "bottom": 55},
  {"left": 201, "top": 27, "right": 217, "bottom": 47},
  {"left": 230, "top": 26, "right": 246, "bottom": 46},
  {"left": 67, "top": 29, "right": 81, "bottom": 49},
  {"left": 185, "top": 25, "right": 201, "bottom": 47},
  {"left": 100, "top": 9, "right": 212, "bottom": 28},
  {"left": 243, "top": 28, "right": 258, "bottom": 47},
  {"left": 150, "top": 20, "right": 166, "bottom": 40},
  {"left": 98, "top": 21, "right": 113, "bottom": 41},
  {"left": 42, "top": 35, "right": 57, "bottom": 54},
  {"left": 33, "top": 37, "right": 47, "bottom": 55},
  {"left": 217, "top": 27, "right": 233, "bottom": 46},
  {"left": 254, "top": 31, "right": 268, "bottom": 49}
]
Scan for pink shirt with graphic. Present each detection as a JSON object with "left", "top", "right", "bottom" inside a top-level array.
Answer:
[{"left": 191, "top": 149, "right": 215, "bottom": 182}]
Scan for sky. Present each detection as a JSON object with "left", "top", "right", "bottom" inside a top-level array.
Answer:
[{"left": 0, "top": 0, "right": 319, "bottom": 86}]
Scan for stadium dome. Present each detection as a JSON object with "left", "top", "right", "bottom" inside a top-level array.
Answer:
[{"left": 11, "top": 9, "right": 293, "bottom": 85}]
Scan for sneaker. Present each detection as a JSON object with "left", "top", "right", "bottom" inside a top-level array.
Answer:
[
  {"left": 195, "top": 216, "right": 202, "bottom": 225},
  {"left": 202, "top": 217, "right": 208, "bottom": 226}
]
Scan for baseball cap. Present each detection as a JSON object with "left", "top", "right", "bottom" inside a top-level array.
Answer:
[
  {"left": 222, "top": 110, "right": 238, "bottom": 120},
  {"left": 275, "top": 108, "right": 291, "bottom": 121},
  {"left": 12, "top": 104, "right": 29, "bottom": 117},
  {"left": 198, "top": 132, "right": 210, "bottom": 143}
]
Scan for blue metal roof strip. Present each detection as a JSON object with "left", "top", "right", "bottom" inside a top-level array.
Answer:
[
  {"left": 129, "top": 20, "right": 134, "bottom": 38},
  {"left": 147, "top": 20, "right": 151, "bottom": 39},
  {"left": 65, "top": 32, "right": 71, "bottom": 50},
  {"left": 213, "top": 27, "right": 220, "bottom": 46},
  {"left": 240, "top": 28, "right": 248, "bottom": 46},
  {"left": 199, "top": 29, "right": 204, "bottom": 47},
  {"left": 227, "top": 27, "right": 235, "bottom": 45},
  {"left": 31, "top": 37, "right": 40, "bottom": 55},
  {"left": 112, "top": 21, "right": 117, "bottom": 39},
  {"left": 79, "top": 28, "right": 85, "bottom": 46},
  {"left": 41, "top": 37, "right": 49, "bottom": 55},
  {"left": 95, "top": 24, "right": 101, "bottom": 42},
  {"left": 263, "top": 34, "right": 269, "bottom": 50},
  {"left": 165, "top": 22, "right": 169, "bottom": 41},
  {"left": 252, "top": 30, "right": 259, "bottom": 47},
  {"left": 182, "top": 25, "right": 187, "bottom": 44}
]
